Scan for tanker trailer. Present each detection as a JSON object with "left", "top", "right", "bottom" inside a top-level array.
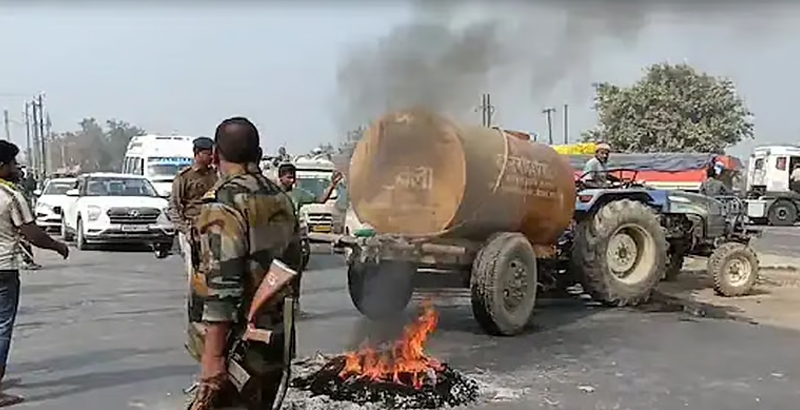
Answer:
[{"left": 329, "top": 109, "right": 666, "bottom": 336}]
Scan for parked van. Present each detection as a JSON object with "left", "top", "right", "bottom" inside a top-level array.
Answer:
[{"left": 122, "top": 135, "right": 196, "bottom": 197}]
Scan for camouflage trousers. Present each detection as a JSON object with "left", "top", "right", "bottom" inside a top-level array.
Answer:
[{"left": 186, "top": 323, "right": 286, "bottom": 410}]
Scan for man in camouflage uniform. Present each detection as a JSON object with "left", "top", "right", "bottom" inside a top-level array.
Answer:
[
  {"left": 167, "top": 137, "right": 217, "bottom": 281},
  {"left": 187, "top": 117, "right": 298, "bottom": 410}
]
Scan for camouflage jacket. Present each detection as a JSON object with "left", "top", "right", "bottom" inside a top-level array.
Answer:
[{"left": 189, "top": 168, "right": 298, "bottom": 328}]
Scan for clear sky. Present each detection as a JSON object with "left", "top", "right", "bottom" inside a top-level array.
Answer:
[{"left": 1, "top": 1, "right": 799, "bottom": 158}]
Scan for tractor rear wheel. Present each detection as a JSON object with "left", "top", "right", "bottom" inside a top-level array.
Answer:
[{"left": 572, "top": 199, "right": 667, "bottom": 306}]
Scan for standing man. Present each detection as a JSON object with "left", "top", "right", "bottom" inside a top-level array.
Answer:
[
  {"left": 273, "top": 163, "right": 312, "bottom": 315},
  {"left": 0, "top": 141, "right": 69, "bottom": 407},
  {"left": 14, "top": 167, "right": 40, "bottom": 271},
  {"left": 187, "top": 117, "right": 298, "bottom": 410},
  {"left": 167, "top": 137, "right": 217, "bottom": 281}
]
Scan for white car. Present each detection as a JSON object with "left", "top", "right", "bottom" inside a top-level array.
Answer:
[
  {"left": 61, "top": 172, "right": 175, "bottom": 250},
  {"left": 34, "top": 177, "right": 77, "bottom": 233}
]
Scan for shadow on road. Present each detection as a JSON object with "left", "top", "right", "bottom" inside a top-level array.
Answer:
[
  {"left": 21, "top": 364, "right": 196, "bottom": 403},
  {"left": 11, "top": 347, "right": 174, "bottom": 374}
]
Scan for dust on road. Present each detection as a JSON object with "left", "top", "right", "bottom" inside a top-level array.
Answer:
[{"left": 658, "top": 252, "right": 800, "bottom": 331}]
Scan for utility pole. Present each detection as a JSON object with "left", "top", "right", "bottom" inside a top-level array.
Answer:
[
  {"left": 35, "top": 94, "right": 47, "bottom": 176},
  {"left": 45, "top": 112, "right": 52, "bottom": 173},
  {"left": 542, "top": 107, "right": 556, "bottom": 145},
  {"left": 30, "top": 101, "right": 40, "bottom": 176},
  {"left": 562, "top": 104, "right": 569, "bottom": 144},
  {"left": 476, "top": 93, "right": 496, "bottom": 127},
  {"left": 2, "top": 110, "right": 9, "bottom": 141},
  {"left": 23, "top": 103, "right": 32, "bottom": 167}
]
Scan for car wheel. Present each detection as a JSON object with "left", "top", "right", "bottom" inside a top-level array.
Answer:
[
  {"left": 76, "top": 218, "right": 90, "bottom": 251},
  {"left": 61, "top": 217, "right": 74, "bottom": 242}
]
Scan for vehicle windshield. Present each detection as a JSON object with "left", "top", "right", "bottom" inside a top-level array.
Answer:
[
  {"left": 43, "top": 180, "right": 76, "bottom": 195},
  {"left": 84, "top": 177, "right": 159, "bottom": 197},
  {"left": 147, "top": 164, "right": 184, "bottom": 180},
  {"left": 295, "top": 177, "right": 336, "bottom": 200}
]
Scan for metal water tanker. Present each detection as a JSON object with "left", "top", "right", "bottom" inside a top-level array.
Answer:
[{"left": 348, "top": 109, "right": 577, "bottom": 246}]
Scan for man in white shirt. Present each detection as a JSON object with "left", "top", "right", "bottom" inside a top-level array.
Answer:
[{"left": 0, "top": 141, "right": 69, "bottom": 406}]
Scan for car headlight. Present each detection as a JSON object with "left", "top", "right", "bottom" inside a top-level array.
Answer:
[
  {"left": 86, "top": 205, "right": 102, "bottom": 221},
  {"left": 161, "top": 207, "right": 171, "bottom": 221},
  {"left": 35, "top": 203, "right": 52, "bottom": 213}
]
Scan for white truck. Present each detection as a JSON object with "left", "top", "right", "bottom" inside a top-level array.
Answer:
[
  {"left": 122, "top": 134, "right": 196, "bottom": 197},
  {"left": 291, "top": 155, "right": 344, "bottom": 235},
  {"left": 744, "top": 145, "right": 800, "bottom": 226}
]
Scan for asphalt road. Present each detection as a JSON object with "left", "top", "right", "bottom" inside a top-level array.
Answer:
[
  {"left": 753, "top": 226, "right": 800, "bottom": 258},
  {"left": 5, "top": 228, "right": 800, "bottom": 410}
]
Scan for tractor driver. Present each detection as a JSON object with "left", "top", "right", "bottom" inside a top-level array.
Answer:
[{"left": 580, "top": 142, "right": 617, "bottom": 189}]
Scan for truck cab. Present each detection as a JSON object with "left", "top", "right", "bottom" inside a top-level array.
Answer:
[
  {"left": 747, "top": 145, "right": 800, "bottom": 194},
  {"left": 745, "top": 145, "right": 800, "bottom": 226}
]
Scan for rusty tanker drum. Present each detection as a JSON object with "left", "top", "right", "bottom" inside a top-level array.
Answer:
[{"left": 347, "top": 109, "right": 577, "bottom": 247}]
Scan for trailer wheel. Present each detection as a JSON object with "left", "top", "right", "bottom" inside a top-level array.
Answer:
[
  {"left": 348, "top": 260, "right": 414, "bottom": 320},
  {"left": 572, "top": 199, "right": 667, "bottom": 306},
  {"left": 767, "top": 200, "right": 797, "bottom": 227},
  {"left": 709, "top": 242, "right": 759, "bottom": 297},
  {"left": 470, "top": 232, "right": 538, "bottom": 336}
]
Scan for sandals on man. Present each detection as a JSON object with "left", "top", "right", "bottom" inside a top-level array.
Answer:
[
  {"left": 186, "top": 374, "right": 235, "bottom": 410},
  {"left": 0, "top": 393, "right": 23, "bottom": 407}
]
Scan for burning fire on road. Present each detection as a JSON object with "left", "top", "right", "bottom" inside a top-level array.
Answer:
[{"left": 291, "top": 303, "right": 479, "bottom": 409}]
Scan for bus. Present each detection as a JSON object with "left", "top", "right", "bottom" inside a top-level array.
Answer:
[{"left": 122, "top": 134, "right": 196, "bottom": 197}]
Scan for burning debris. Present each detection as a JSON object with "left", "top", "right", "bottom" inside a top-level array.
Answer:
[{"left": 291, "top": 304, "right": 479, "bottom": 409}]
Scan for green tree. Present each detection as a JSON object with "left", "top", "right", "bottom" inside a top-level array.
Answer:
[
  {"left": 104, "top": 119, "right": 145, "bottom": 170},
  {"left": 52, "top": 118, "right": 145, "bottom": 172},
  {"left": 583, "top": 62, "right": 754, "bottom": 153}
]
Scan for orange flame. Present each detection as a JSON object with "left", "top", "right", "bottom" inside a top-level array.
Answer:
[{"left": 339, "top": 302, "right": 443, "bottom": 389}]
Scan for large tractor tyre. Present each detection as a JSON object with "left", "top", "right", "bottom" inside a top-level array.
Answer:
[
  {"left": 709, "top": 242, "right": 759, "bottom": 297},
  {"left": 767, "top": 200, "right": 797, "bottom": 227},
  {"left": 470, "top": 232, "right": 538, "bottom": 336},
  {"left": 572, "top": 199, "right": 668, "bottom": 306},
  {"left": 347, "top": 260, "right": 415, "bottom": 321}
]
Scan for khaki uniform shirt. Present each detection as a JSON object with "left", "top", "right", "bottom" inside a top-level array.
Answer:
[{"left": 167, "top": 166, "right": 218, "bottom": 233}]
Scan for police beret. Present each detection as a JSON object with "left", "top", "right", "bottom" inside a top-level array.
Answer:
[{"left": 193, "top": 137, "right": 214, "bottom": 150}]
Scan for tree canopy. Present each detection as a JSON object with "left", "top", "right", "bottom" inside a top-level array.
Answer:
[
  {"left": 583, "top": 62, "right": 754, "bottom": 153},
  {"left": 51, "top": 118, "right": 145, "bottom": 172}
]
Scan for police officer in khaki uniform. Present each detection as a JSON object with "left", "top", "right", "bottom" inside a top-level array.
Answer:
[{"left": 167, "top": 137, "right": 217, "bottom": 280}]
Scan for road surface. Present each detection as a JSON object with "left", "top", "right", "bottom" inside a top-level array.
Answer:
[
  {"left": 6, "top": 228, "right": 800, "bottom": 410},
  {"left": 753, "top": 226, "right": 800, "bottom": 258}
]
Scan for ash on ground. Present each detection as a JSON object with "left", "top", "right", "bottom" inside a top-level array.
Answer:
[{"left": 285, "top": 353, "right": 479, "bottom": 410}]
